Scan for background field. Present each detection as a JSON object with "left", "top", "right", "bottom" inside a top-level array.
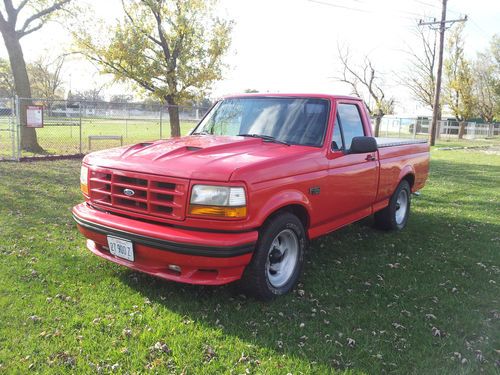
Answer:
[
  {"left": 0, "top": 143, "right": 499, "bottom": 374},
  {"left": 0, "top": 116, "right": 197, "bottom": 159}
]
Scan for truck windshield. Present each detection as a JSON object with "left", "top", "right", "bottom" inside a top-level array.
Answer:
[{"left": 193, "top": 97, "right": 329, "bottom": 147}]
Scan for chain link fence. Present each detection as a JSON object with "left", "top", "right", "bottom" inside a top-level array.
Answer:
[
  {"left": 0, "top": 97, "right": 210, "bottom": 160},
  {"left": 0, "top": 98, "right": 16, "bottom": 161},
  {"left": 2, "top": 97, "right": 500, "bottom": 161},
  {"left": 377, "top": 116, "right": 499, "bottom": 140}
]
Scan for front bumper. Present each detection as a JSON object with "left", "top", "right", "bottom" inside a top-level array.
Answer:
[{"left": 72, "top": 203, "right": 257, "bottom": 285}]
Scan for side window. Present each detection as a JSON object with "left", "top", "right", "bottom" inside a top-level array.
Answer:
[
  {"left": 337, "top": 104, "right": 365, "bottom": 149},
  {"left": 331, "top": 115, "right": 344, "bottom": 151}
]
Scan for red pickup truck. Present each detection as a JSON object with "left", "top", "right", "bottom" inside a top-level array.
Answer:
[{"left": 73, "top": 94, "right": 429, "bottom": 300}]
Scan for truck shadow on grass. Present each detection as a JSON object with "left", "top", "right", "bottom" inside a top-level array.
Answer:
[
  {"left": 113, "top": 155, "right": 500, "bottom": 373},
  {"left": 118, "top": 208, "right": 499, "bottom": 373}
]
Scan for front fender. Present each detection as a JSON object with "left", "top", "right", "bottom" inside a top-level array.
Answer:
[{"left": 253, "top": 189, "right": 312, "bottom": 228}]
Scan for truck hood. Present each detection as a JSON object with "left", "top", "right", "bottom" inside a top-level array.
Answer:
[{"left": 83, "top": 135, "right": 317, "bottom": 182}]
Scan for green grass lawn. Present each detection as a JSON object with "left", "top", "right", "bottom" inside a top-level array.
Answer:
[{"left": 0, "top": 147, "right": 499, "bottom": 374}]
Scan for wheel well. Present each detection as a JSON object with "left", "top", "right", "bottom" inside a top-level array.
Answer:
[
  {"left": 402, "top": 173, "right": 415, "bottom": 188},
  {"left": 267, "top": 204, "right": 310, "bottom": 230}
]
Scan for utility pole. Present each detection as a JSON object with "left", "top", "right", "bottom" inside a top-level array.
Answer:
[{"left": 419, "top": 0, "right": 467, "bottom": 146}]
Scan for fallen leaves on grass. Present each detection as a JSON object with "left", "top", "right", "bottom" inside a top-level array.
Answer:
[
  {"left": 392, "top": 323, "right": 406, "bottom": 330},
  {"left": 431, "top": 326, "right": 445, "bottom": 337},
  {"left": 347, "top": 338, "right": 356, "bottom": 348},
  {"left": 47, "top": 352, "right": 75, "bottom": 368},
  {"left": 203, "top": 345, "right": 217, "bottom": 363},
  {"left": 150, "top": 341, "right": 171, "bottom": 355}
]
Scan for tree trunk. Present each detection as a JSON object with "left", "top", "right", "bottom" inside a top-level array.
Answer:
[
  {"left": 374, "top": 116, "right": 382, "bottom": 137},
  {"left": 435, "top": 105, "right": 442, "bottom": 140},
  {"left": 0, "top": 28, "right": 43, "bottom": 152},
  {"left": 166, "top": 97, "right": 181, "bottom": 137},
  {"left": 458, "top": 120, "right": 466, "bottom": 139}
]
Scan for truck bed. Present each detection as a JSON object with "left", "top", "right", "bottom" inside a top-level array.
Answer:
[{"left": 376, "top": 138, "right": 428, "bottom": 148}]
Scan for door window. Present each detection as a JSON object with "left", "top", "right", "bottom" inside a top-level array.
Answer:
[
  {"left": 336, "top": 104, "right": 365, "bottom": 150},
  {"left": 331, "top": 115, "right": 344, "bottom": 151}
]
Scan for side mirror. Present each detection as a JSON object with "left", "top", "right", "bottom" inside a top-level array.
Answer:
[{"left": 350, "top": 136, "right": 378, "bottom": 154}]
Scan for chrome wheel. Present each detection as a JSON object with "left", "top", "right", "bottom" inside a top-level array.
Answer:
[
  {"left": 265, "top": 229, "right": 299, "bottom": 288},
  {"left": 395, "top": 189, "right": 408, "bottom": 225}
]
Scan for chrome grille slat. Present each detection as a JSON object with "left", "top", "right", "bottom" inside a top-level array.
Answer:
[{"left": 88, "top": 167, "right": 187, "bottom": 221}]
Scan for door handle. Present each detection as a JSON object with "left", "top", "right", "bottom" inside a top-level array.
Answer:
[{"left": 365, "top": 154, "right": 376, "bottom": 161}]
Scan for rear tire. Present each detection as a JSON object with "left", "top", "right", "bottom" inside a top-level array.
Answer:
[
  {"left": 374, "top": 180, "right": 411, "bottom": 231},
  {"left": 239, "top": 212, "right": 307, "bottom": 301}
]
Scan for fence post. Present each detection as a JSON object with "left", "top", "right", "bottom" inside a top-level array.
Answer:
[
  {"left": 15, "top": 95, "right": 21, "bottom": 160},
  {"left": 125, "top": 102, "right": 129, "bottom": 139},
  {"left": 159, "top": 105, "right": 163, "bottom": 139},
  {"left": 79, "top": 101, "right": 83, "bottom": 154},
  {"left": 9, "top": 96, "right": 15, "bottom": 160}
]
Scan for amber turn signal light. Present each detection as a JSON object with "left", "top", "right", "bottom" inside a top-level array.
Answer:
[
  {"left": 80, "top": 183, "right": 89, "bottom": 195},
  {"left": 188, "top": 205, "right": 247, "bottom": 218}
]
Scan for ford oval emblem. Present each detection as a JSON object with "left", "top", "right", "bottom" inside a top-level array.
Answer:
[{"left": 123, "top": 188, "right": 135, "bottom": 196}]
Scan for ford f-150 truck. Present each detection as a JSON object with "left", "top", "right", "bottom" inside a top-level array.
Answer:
[{"left": 73, "top": 93, "right": 429, "bottom": 300}]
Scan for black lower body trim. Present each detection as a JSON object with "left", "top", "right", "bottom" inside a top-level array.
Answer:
[{"left": 73, "top": 214, "right": 255, "bottom": 258}]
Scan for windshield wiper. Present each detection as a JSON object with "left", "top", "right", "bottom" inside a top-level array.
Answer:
[
  {"left": 237, "top": 133, "right": 290, "bottom": 146},
  {"left": 192, "top": 131, "right": 212, "bottom": 135}
]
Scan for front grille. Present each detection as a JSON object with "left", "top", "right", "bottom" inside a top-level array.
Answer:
[{"left": 88, "top": 167, "right": 187, "bottom": 221}]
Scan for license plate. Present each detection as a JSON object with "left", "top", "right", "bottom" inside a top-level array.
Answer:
[{"left": 107, "top": 236, "right": 134, "bottom": 261}]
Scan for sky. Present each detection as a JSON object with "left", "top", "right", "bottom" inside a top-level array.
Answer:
[{"left": 1, "top": 0, "right": 499, "bottom": 114}]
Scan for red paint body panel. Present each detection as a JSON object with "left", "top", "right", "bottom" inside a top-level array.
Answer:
[
  {"left": 82, "top": 237, "right": 251, "bottom": 285},
  {"left": 74, "top": 93, "right": 430, "bottom": 285}
]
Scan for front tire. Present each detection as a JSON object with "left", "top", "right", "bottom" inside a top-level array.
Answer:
[
  {"left": 374, "top": 180, "right": 411, "bottom": 230},
  {"left": 239, "top": 212, "right": 307, "bottom": 301}
]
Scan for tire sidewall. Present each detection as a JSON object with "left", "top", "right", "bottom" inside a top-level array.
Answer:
[
  {"left": 255, "top": 213, "right": 306, "bottom": 298},
  {"left": 391, "top": 181, "right": 411, "bottom": 230}
]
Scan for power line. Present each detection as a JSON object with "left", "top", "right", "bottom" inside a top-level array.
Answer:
[
  {"left": 411, "top": 0, "right": 441, "bottom": 10},
  {"left": 307, "top": 0, "right": 431, "bottom": 20},
  {"left": 307, "top": 0, "right": 370, "bottom": 14}
]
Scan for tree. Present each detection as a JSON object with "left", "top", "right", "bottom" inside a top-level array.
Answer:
[
  {"left": 27, "top": 56, "right": 65, "bottom": 100},
  {"left": 488, "top": 34, "right": 500, "bottom": 120},
  {"left": 0, "top": 0, "right": 73, "bottom": 152},
  {"left": 110, "top": 94, "right": 133, "bottom": 103},
  {"left": 0, "top": 57, "right": 14, "bottom": 96},
  {"left": 444, "top": 24, "right": 476, "bottom": 139},
  {"left": 76, "top": 0, "right": 232, "bottom": 137},
  {"left": 473, "top": 49, "right": 498, "bottom": 123},
  {"left": 69, "top": 88, "right": 105, "bottom": 102},
  {"left": 337, "top": 46, "right": 394, "bottom": 136},
  {"left": 400, "top": 27, "right": 438, "bottom": 112}
]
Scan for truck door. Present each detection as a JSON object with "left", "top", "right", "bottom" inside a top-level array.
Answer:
[{"left": 325, "top": 101, "right": 379, "bottom": 227}]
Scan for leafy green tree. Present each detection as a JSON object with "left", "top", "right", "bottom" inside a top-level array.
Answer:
[
  {"left": 0, "top": 57, "right": 14, "bottom": 96},
  {"left": 0, "top": 0, "right": 73, "bottom": 152},
  {"left": 489, "top": 34, "right": 500, "bottom": 120},
  {"left": 76, "top": 0, "right": 232, "bottom": 137},
  {"left": 444, "top": 24, "right": 476, "bottom": 139},
  {"left": 473, "top": 49, "right": 498, "bottom": 123}
]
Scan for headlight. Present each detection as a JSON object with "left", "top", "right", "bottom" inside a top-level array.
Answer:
[
  {"left": 189, "top": 185, "right": 246, "bottom": 218},
  {"left": 80, "top": 165, "right": 89, "bottom": 195}
]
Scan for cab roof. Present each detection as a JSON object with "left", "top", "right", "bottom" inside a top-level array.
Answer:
[{"left": 221, "top": 92, "right": 362, "bottom": 101}]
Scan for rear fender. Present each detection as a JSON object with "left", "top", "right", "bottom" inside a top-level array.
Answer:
[{"left": 398, "top": 165, "right": 416, "bottom": 191}]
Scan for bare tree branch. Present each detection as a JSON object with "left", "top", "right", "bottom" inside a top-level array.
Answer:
[
  {"left": 16, "top": 0, "right": 30, "bottom": 12},
  {"left": 18, "top": 0, "right": 72, "bottom": 38},
  {"left": 335, "top": 43, "right": 394, "bottom": 135}
]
